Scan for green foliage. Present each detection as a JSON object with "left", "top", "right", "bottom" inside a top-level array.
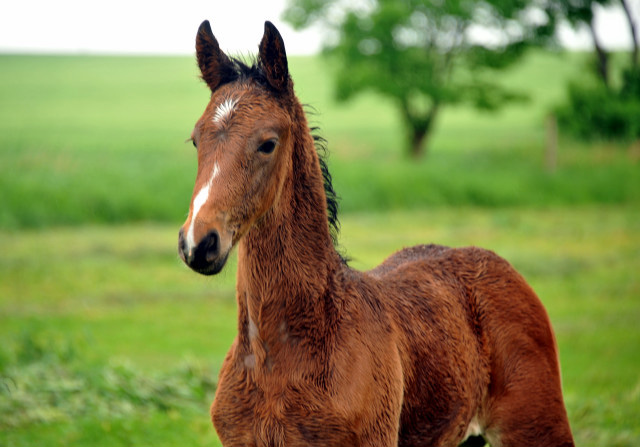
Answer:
[
  {"left": 552, "top": 0, "right": 640, "bottom": 139},
  {"left": 555, "top": 0, "right": 613, "bottom": 27},
  {"left": 1, "top": 331, "right": 217, "bottom": 430},
  {"left": 621, "top": 66, "right": 640, "bottom": 98},
  {"left": 284, "top": 0, "right": 556, "bottom": 156},
  {"left": 556, "top": 68, "right": 640, "bottom": 141}
]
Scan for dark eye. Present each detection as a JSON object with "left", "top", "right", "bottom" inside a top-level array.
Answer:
[
  {"left": 192, "top": 139, "right": 197, "bottom": 149},
  {"left": 257, "top": 139, "right": 277, "bottom": 154}
]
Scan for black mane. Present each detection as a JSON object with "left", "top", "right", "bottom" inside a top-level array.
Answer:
[
  {"left": 211, "top": 56, "right": 273, "bottom": 94},
  {"left": 310, "top": 129, "right": 341, "bottom": 250}
]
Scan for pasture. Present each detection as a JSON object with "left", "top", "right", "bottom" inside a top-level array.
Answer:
[{"left": 1, "top": 52, "right": 639, "bottom": 446}]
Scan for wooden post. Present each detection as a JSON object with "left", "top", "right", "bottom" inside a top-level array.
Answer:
[{"left": 545, "top": 114, "right": 557, "bottom": 173}]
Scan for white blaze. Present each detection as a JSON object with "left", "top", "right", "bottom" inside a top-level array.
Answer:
[
  {"left": 213, "top": 97, "right": 238, "bottom": 124},
  {"left": 186, "top": 162, "right": 220, "bottom": 254}
]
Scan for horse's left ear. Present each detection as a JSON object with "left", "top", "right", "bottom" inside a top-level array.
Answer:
[{"left": 259, "top": 21, "right": 290, "bottom": 93}]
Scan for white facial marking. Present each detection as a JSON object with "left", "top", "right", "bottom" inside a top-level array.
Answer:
[
  {"left": 213, "top": 97, "right": 238, "bottom": 124},
  {"left": 186, "top": 162, "right": 220, "bottom": 255}
]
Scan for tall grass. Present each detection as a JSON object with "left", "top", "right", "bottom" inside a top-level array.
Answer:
[{"left": 0, "top": 331, "right": 217, "bottom": 430}]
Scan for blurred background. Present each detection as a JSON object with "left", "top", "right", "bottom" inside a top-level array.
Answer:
[{"left": 1, "top": 1, "right": 638, "bottom": 446}]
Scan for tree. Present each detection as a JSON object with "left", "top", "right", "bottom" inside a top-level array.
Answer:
[
  {"left": 557, "top": 0, "right": 615, "bottom": 87},
  {"left": 620, "top": 0, "right": 638, "bottom": 71},
  {"left": 554, "top": 0, "right": 640, "bottom": 141},
  {"left": 556, "top": 0, "right": 639, "bottom": 87},
  {"left": 284, "top": 0, "right": 556, "bottom": 158}
]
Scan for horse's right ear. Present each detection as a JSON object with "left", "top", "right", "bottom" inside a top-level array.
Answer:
[{"left": 196, "top": 20, "right": 236, "bottom": 91}]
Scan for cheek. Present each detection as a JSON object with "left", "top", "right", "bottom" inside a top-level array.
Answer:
[
  {"left": 257, "top": 155, "right": 289, "bottom": 212},
  {"left": 233, "top": 160, "right": 283, "bottom": 226}
]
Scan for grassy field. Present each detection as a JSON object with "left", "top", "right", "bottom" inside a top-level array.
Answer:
[
  {"left": 1, "top": 51, "right": 639, "bottom": 446},
  {"left": 0, "top": 53, "right": 638, "bottom": 228},
  {"left": 1, "top": 208, "right": 639, "bottom": 446}
]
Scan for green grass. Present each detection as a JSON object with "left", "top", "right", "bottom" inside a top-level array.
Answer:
[
  {"left": 0, "top": 55, "right": 205, "bottom": 228},
  {"left": 1, "top": 207, "right": 639, "bottom": 446},
  {"left": 1, "top": 51, "right": 639, "bottom": 445},
  {"left": 1, "top": 53, "right": 639, "bottom": 229}
]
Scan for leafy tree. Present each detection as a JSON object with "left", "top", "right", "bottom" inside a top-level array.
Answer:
[
  {"left": 620, "top": 0, "right": 638, "bottom": 70},
  {"left": 556, "top": 0, "right": 615, "bottom": 87},
  {"left": 554, "top": 0, "right": 640, "bottom": 141},
  {"left": 284, "top": 0, "right": 557, "bottom": 157},
  {"left": 558, "top": 0, "right": 638, "bottom": 86}
]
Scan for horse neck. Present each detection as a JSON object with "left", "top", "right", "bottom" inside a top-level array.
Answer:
[{"left": 236, "top": 101, "right": 341, "bottom": 340}]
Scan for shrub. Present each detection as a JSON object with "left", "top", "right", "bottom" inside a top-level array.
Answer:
[{"left": 556, "top": 68, "right": 640, "bottom": 141}]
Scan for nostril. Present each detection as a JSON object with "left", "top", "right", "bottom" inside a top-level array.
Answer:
[
  {"left": 182, "top": 228, "right": 223, "bottom": 274},
  {"left": 182, "top": 228, "right": 227, "bottom": 275},
  {"left": 203, "top": 230, "right": 220, "bottom": 263}
]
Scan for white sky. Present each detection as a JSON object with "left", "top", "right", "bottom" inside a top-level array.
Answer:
[
  {"left": 0, "top": 0, "right": 323, "bottom": 55},
  {"left": 0, "top": 0, "right": 636, "bottom": 56}
]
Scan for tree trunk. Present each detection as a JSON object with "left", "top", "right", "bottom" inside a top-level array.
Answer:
[
  {"left": 620, "top": 0, "right": 638, "bottom": 70},
  {"left": 410, "top": 126, "right": 429, "bottom": 159},
  {"left": 402, "top": 100, "right": 440, "bottom": 159},
  {"left": 588, "top": 18, "right": 610, "bottom": 87}
]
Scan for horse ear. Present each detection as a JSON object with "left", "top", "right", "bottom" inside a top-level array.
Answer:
[
  {"left": 196, "top": 20, "right": 236, "bottom": 91},
  {"left": 258, "top": 21, "right": 290, "bottom": 93}
]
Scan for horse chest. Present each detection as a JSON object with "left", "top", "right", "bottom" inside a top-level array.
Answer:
[{"left": 212, "top": 359, "right": 357, "bottom": 447}]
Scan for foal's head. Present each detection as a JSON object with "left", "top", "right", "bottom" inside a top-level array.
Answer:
[{"left": 178, "top": 21, "right": 295, "bottom": 275}]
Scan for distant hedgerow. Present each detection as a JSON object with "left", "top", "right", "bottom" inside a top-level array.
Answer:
[{"left": 556, "top": 68, "right": 640, "bottom": 141}]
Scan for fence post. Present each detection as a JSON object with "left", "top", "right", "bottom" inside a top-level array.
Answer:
[{"left": 545, "top": 114, "right": 558, "bottom": 173}]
